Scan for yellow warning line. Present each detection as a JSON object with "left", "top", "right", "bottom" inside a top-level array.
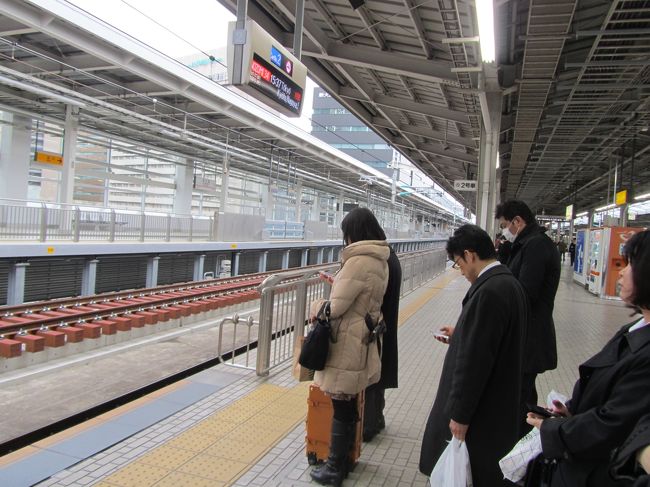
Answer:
[
  {"left": 97, "top": 382, "right": 311, "bottom": 487},
  {"left": 398, "top": 269, "right": 459, "bottom": 326}
]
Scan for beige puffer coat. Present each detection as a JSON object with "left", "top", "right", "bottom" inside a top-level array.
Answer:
[{"left": 310, "top": 240, "right": 390, "bottom": 396}]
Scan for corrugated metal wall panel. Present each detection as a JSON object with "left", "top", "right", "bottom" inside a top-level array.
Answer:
[
  {"left": 0, "top": 261, "right": 11, "bottom": 305},
  {"left": 308, "top": 248, "right": 318, "bottom": 265},
  {"left": 96, "top": 255, "right": 147, "bottom": 293},
  {"left": 266, "top": 250, "right": 283, "bottom": 271},
  {"left": 238, "top": 251, "right": 261, "bottom": 275},
  {"left": 24, "top": 258, "right": 84, "bottom": 303},
  {"left": 289, "top": 249, "right": 302, "bottom": 268},
  {"left": 157, "top": 254, "right": 194, "bottom": 285}
]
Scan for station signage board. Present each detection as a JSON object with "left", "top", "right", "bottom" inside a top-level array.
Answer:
[
  {"left": 227, "top": 20, "right": 307, "bottom": 117},
  {"left": 453, "top": 179, "right": 477, "bottom": 191},
  {"left": 34, "top": 151, "right": 63, "bottom": 166}
]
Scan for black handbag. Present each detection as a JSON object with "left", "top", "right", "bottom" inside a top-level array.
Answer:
[
  {"left": 298, "top": 301, "right": 331, "bottom": 371},
  {"left": 524, "top": 453, "right": 557, "bottom": 487}
]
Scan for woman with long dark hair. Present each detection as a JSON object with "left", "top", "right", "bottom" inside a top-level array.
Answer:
[
  {"left": 309, "top": 207, "right": 389, "bottom": 486},
  {"left": 526, "top": 230, "right": 650, "bottom": 486}
]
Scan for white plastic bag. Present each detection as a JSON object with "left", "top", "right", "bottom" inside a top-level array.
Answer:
[
  {"left": 499, "top": 428, "right": 542, "bottom": 483},
  {"left": 430, "top": 437, "right": 473, "bottom": 487}
]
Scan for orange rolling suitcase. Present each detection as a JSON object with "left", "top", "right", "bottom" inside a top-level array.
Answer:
[{"left": 305, "top": 384, "right": 364, "bottom": 467}]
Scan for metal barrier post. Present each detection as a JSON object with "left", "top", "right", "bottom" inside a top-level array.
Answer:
[
  {"left": 73, "top": 207, "right": 81, "bottom": 242},
  {"left": 109, "top": 209, "right": 116, "bottom": 242},
  {"left": 165, "top": 214, "right": 171, "bottom": 242},
  {"left": 256, "top": 277, "right": 280, "bottom": 376},
  {"left": 189, "top": 217, "right": 193, "bottom": 242},
  {"left": 39, "top": 204, "right": 47, "bottom": 242},
  {"left": 139, "top": 213, "right": 146, "bottom": 242}
]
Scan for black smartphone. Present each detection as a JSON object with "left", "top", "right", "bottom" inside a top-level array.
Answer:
[{"left": 527, "top": 403, "right": 556, "bottom": 418}]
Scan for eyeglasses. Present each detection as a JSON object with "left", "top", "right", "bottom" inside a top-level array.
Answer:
[{"left": 451, "top": 257, "right": 462, "bottom": 269}]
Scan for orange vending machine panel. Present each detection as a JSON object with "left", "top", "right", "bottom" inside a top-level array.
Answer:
[{"left": 604, "top": 227, "right": 643, "bottom": 298}]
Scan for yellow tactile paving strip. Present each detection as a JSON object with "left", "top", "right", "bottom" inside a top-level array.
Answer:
[
  {"left": 398, "top": 269, "right": 459, "bottom": 327},
  {"left": 96, "top": 382, "right": 310, "bottom": 487}
]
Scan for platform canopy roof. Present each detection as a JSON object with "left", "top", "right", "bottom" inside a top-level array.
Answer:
[
  {"left": 0, "top": 0, "right": 460, "bottom": 223},
  {"left": 219, "top": 0, "right": 650, "bottom": 220}
]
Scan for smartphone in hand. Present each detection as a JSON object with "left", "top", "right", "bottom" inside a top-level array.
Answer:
[
  {"left": 433, "top": 332, "right": 449, "bottom": 342},
  {"left": 527, "top": 403, "right": 557, "bottom": 418}
]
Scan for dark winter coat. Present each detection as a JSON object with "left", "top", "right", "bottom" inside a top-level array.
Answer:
[
  {"left": 507, "top": 222, "right": 561, "bottom": 373},
  {"left": 378, "top": 247, "right": 401, "bottom": 389},
  {"left": 539, "top": 322, "right": 650, "bottom": 487},
  {"left": 419, "top": 264, "right": 527, "bottom": 487},
  {"left": 611, "top": 413, "right": 650, "bottom": 487}
]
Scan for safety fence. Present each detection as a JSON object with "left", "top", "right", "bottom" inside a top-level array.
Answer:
[
  {"left": 0, "top": 200, "right": 213, "bottom": 242},
  {"left": 221, "top": 247, "right": 448, "bottom": 376}
]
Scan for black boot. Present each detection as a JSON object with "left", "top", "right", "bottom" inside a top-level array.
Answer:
[{"left": 310, "top": 419, "right": 354, "bottom": 486}]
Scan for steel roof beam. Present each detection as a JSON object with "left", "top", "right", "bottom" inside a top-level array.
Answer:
[
  {"left": 339, "top": 86, "right": 471, "bottom": 124},
  {"left": 303, "top": 43, "right": 459, "bottom": 86}
]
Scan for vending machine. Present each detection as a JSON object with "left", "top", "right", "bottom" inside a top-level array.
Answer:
[
  {"left": 603, "top": 227, "right": 643, "bottom": 298},
  {"left": 586, "top": 226, "right": 642, "bottom": 298},
  {"left": 587, "top": 229, "right": 604, "bottom": 295},
  {"left": 573, "top": 229, "right": 588, "bottom": 285}
]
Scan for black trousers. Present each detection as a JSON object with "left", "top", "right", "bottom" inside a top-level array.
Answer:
[
  {"left": 519, "top": 372, "right": 538, "bottom": 438},
  {"left": 363, "top": 383, "right": 385, "bottom": 433},
  {"left": 331, "top": 397, "right": 357, "bottom": 423}
]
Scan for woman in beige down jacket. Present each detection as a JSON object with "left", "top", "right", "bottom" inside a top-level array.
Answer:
[{"left": 310, "top": 207, "right": 389, "bottom": 487}]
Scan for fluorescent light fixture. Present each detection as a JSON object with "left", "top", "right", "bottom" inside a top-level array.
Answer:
[
  {"left": 595, "top": 203, "right": 616, "bottom": 212},
  {"left": 635, "top": 192, "right": 650, "bottom": 201},
  {"left": 496, "top": 151, "right": 500, "bottom": 169},
  {"left": 476, "top": 0, "right": 496, "bottom": 62},
  {"left": 575, "top": 211, "right": 588, "bottom": 217}
]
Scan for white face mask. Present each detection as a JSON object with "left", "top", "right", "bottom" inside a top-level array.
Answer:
[{"left": 502, "top": 225, "right": 516, "bottom": 243}]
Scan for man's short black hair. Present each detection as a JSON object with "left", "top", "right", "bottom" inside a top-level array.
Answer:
[
  {"left": 341, "top": 207, "right": 386, "bottom": 244},
  {"left": 622, "top": 230, "right": 650, "bottom": 310},
  {"left": 495, "top": 200, "right": 536, "bottom": 225},
  {"left": 446, "top": 224, "right": 497, "bottom": 261}
]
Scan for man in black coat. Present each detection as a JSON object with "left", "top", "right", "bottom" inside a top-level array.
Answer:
[
  {"left": 497, "top": 200, "right": 561, "bottom": 436},
  {"left": 363, "top": 245, "right": 401, "bottom": 441},
  {"left": 419, "top": 224, "right": 527, "bottom": 486}
]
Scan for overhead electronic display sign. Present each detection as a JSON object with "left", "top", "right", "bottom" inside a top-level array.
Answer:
[{"left": 227, "top": 20, "right": 307, "bottom": 117}]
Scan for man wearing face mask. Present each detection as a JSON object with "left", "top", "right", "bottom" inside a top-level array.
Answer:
[{"left": 496, "top": 200, "right": 561, "bottom": 438}]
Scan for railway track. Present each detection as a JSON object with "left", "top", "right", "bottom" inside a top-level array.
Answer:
[{"left": 0, "top": 265, "right": 330, "bottom": 360}]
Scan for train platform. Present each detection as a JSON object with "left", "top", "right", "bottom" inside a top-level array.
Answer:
[{"left": 0, "top": 260, "right": 632, "bottom": 487}]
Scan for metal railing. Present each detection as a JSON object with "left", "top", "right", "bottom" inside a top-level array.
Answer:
[{"left": 252, "top": 247, "right": 448, "bottom": 376}]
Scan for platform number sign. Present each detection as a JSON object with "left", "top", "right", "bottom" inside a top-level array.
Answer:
[{"left": 453, "top": 180, "right": 478, "bottom": 191}]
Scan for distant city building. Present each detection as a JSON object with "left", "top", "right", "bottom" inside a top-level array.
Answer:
[{"left": 310, "top": 87, "right": 392, "bottom": 175}]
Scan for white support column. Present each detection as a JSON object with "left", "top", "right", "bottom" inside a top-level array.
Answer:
[
  {"left": 233, "top": 252, "right": 241, "bottom": 276},
  {"left": 258, "top": 251, "right": 268, "bottom": 272},
  {"left": 477, "top": 67, "right": 502, "bottom": 237},
  {"left": 301, "top": 249, "right": 309, "bottom": 267},
  {"left": 81, "top": 259, "right": 99, "bottom": 296},
  {"left": 7, "top": 262, "right": 29, "bottom": 305},
  {"left": 336, "top": 191, "right": 344, "bottom": 227},
  {"left": 295, "top": 180, "right": 303, "bottom": 222},
  {"left": 173, "top": 159, "right": 194, "bottom": 215},
  {"left": 59, "top": 105, "right": 80, "bottom": 204},
  {"left": 193, "top": 254, "right": 205, "bottom": 281},
  {"left": 327, "top": 247, "right": 334, "bottom": 263},
  {"left": 0, "top": 113, "right": 31, "bottom": 200},
  {"left": 219, "top": 153, "right": 230, "bottom": 213},
  {"left": 282, "top": 250, "right": 290, "bottom": 269},
  {"left": 146, "top": 256, "right": 160, "bottom": 288},
  {"left": 317, "top": 247, "right": 324, "bottom": 264}
]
